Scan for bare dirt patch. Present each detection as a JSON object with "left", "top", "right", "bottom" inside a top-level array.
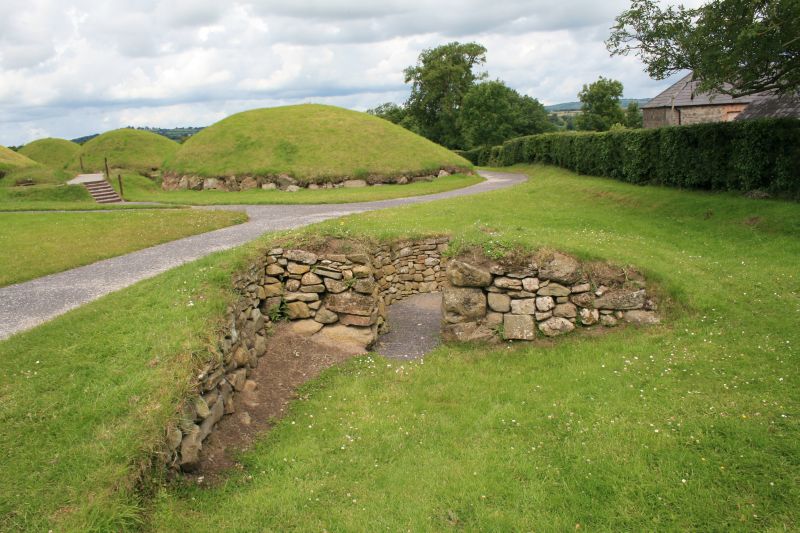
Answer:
[{"left": 188, "top": 324, "right": 362, "bottom": 481}]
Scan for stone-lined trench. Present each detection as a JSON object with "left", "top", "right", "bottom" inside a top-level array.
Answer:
[{"left": 164, "top": 238, "right": 660, "bottom": 472}]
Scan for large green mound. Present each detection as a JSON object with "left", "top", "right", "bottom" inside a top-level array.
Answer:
[
  {"left": 19, "top": 138, "right": 81, "bottom": 169},
  {"left": 164, "top": 104, "right": 471, "bottom": 180},
  {"left": 74, "top": 128, "right": 179, "bottom": 173},
  {"left": 0, "top": 146, "right": 38, "bottom": 175}
]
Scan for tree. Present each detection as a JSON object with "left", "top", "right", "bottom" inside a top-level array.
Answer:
[
  {"left": 624, "top": 101, "right": 644, "bottom": 128},
  {"left": 366, "top": 102, "right": 407, "bottom": 124},
  {"left": 458, "top": 81, "right": 553, "bottom": 148},
  {"left": 403, "top": 42, "right": 487, "bottom": 148},
  {"left": 576, "top": 77, "right": 625, "bottom": 131},
  {"left": 606, "top": 0, "right": 800, "bottom": 97}
]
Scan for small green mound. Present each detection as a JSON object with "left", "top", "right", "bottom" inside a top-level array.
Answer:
[
  {"left": 0, "top": 146, "right": 38, "bottom": 176},
  {"left": 19, "top": 138, "right": 81, "bottom": 170},
  {"left": 164, "top": 104, "right": 471, "bottom": 181},
  {"left": 74, "top": 129, "right": 179, "bottom": 173}
]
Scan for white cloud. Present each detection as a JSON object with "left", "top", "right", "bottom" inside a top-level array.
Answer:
[{"left": 0, "top": 0, "right": 699, "bottom": 145}]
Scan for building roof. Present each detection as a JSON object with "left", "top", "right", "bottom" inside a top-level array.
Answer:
[
  {"left": 735, "top": 93, "right": 800, "bottom": 120},
  {"left": 643, "top": 73, "right": 761, "bottom": 109}
]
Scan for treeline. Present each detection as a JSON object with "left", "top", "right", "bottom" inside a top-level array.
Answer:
[
  {"left": 458, "top": 118, "right": 800, "bottom": 197},
  {"left": 367, "top": 42, "right": 645, "bottom": 150}
]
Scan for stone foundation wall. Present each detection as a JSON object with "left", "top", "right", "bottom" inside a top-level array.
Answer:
[
  {"left": 441, "top": 251, "right": 659, "bottom": 342},
  {"left": 165, "top": 241, "right": 659, "bottom": 472},
  {"left": 162, "top": 168, "right": 461, "bottom": 192},
  {"left": 165, "top": 238, "right": 449, "bottom": 471}
]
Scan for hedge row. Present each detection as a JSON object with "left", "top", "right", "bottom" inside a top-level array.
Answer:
[{"left": 459, "top": 118, "right": 800, "bottom": 197}]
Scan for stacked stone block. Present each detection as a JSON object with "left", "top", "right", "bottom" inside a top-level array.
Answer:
[
  {"left": 442, "top": 251, "right": 659, "bottom": 342},
  {"left": 162, "top": 169, "right": 457, "bottom": 192}
]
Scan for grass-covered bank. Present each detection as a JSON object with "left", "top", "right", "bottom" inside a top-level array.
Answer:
[
  {"left": 0, "top": 244, "right": 260, "bottom": 532},
  {"left": 0, "top": 164, "right": 798, "bottom": 531},
  {"left": 0, "top": 209, "right": 247, "bottom": 286},
  {"left": 112, "top": 172, "right": 483, "bottom": 205}
]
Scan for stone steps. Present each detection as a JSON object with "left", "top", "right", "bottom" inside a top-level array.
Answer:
[{"left": 83, "top": 179, "right": 123, "bottom": 203}]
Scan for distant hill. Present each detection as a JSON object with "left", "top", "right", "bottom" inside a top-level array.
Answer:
[
  {"left": 72, "top": 126, "right": 204, "bottom": 145},
  {"left": 545, "top": 98, "right": 652, "bottom": 112}
]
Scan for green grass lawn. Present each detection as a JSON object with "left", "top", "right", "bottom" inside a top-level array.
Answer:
[
  {"left": 0, "top": 182, "right": 181, "bottom": 212},
  {"left": 0, "top": 209, "right": 247, "bottom": 286},
  {"left": 112, "top": 172, "right": 483, "bottom": 205},
  {"left": 0, "top": 164, "right": 798, "bottom": 531},
  {"left": 163, "top": 104, "right": 470, "bottom": 180}
]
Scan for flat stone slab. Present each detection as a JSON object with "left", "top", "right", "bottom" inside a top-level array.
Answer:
[
  {"left": 0, "top": 171, "right": 526, "bottom": 340},
  {"left": 376, "top": 292, "right": 443, "bottom": 359},
  {"left": 67, "top": 173, "right": 106, "bottom": 185}
]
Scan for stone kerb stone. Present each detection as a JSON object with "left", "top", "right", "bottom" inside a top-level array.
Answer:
[
  {"left": 441, "top": 251, "right": 659, "bottom": 342},
  {"left": 161, "top": 168, "right": 463, "bottom": 192}
]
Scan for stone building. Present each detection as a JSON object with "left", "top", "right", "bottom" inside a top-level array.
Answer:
[{"left": 642, "top": 73, "right": 763, "bottom": 128}]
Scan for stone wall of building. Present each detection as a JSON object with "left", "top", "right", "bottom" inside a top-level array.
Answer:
[{"left": 644, "top": 103, "right": 748, "bottom": 129}]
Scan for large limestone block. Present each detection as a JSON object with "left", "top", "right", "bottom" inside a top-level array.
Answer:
[
  {"left": 510, "top": 298, "right": 536, "bottom": 315},
  {"left": 503, "top": 314, "right": 535, "bottom": 340},
  {"left": 441, "top": 322, "right": 496, "bottom": 343},
  {"left": 312, "top": 324, "right": 377, "bottom": 351},
  {"left": 325, "top": 291, "right": 376, "bottom": 316},
  {"left": 442, "top": 287, "right": 487, "bottom": 323},
  {"left": 283, "top": 249, "right": 318, "bottom": 264},
  {"left": 623, "top": 310, "right": 660, "bottom": 325},
  {"left": 539, "top": 252, "right": 582, "bottom": 284},
  {"left": 595, "top": 289, "right": 646, "bottom": 310},
  {"left": 289, "top": 319, "right": 325, "bottom": 335},
  {"left": 538, "top": 317, "right": 576, "bottom": 337},
  {"left": 487, "top": 292, "right": 511, "bottom": 312},
  {"left": 447, "top": 260, "right": 492, "bottom": 287}
]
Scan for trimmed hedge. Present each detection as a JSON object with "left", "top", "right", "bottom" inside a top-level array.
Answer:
[{"left": 460, "top": 118, "right": 800, "bottom": 197}]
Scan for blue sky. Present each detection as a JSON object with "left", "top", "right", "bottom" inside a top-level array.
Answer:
[{"left": 0, "top": 0, "right": 699, "bottom": 146}]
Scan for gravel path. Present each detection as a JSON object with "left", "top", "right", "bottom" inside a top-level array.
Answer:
[
  {"left": 375, "top": 292, "right": 443, "bottom": 359},
  {"left": 0, "top": 170, "right": 525, "bottom": 339}
]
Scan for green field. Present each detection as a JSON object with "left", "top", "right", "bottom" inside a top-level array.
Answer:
[
  {"left": 0, "top": 209, "right": 247, "bottom": 286},
  {"left": 18, "top": 138, "right": 81, "bottom": 170},
  {"left": 73, "top": 128, "right": 179, "bottom": 173},
  {"left": 0, "top": 145, "right": 38, "bottom": 175},
  {"left": 163, "top": 104, "right": 471, "bottom": 180},
  {"left": 0, "top": 164, "right": 798, "bottom": 531},
  {"left": 112, "top": 172, "right": 483, "bottom": 205}
]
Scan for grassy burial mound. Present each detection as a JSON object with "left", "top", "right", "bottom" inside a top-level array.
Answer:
[
  {"left": 162, "top": 104, "right": 471, "bottom": 190},
  {"left": 74, "top": 128, "right": 179, "bottom": 174},
  {"left": 19, "top": 138, "right": 81, "bottom": 170},
  {"left": 0, "top": 145, "right": 38, "bottom": 177}
]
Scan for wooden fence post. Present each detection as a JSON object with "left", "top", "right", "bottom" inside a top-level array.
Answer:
[
  {"left": 80, "top": 155, "right": 84, "bottom": 172},
  {"left": 117, "top": 174, "right": 124, "bottom": 201},
  {"left": 104, "top": 157, "right": 110, "bottom": 180}
]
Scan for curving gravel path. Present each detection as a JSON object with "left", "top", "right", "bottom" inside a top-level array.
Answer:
[{"left": 0, "top": 170, "right": 525, "bottom": 339}]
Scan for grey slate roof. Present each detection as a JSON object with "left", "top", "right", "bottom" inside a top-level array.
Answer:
[
  {"left": 643, "top": 73, "right": 761, "bottom": 109},
  {"left": 735, "top": 93, "right": 800, "bottom": 120}
]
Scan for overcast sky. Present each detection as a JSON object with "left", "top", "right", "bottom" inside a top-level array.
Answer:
[{"left": 0, "top": 0, "right": 699, "bottom": 146}]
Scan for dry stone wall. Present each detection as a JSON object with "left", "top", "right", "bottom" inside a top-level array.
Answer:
[
  {"left": 162, "top": 169, "right": 458, "bottom": 192},
  {"left": 165, "top": 240, "right": 659, "bottom": 472},
  {"left": 441, "top": 251, "right": 659, "bottom": 342},
  {"left": 165, "top": 238, "right": 449, "bottom": 471}
]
